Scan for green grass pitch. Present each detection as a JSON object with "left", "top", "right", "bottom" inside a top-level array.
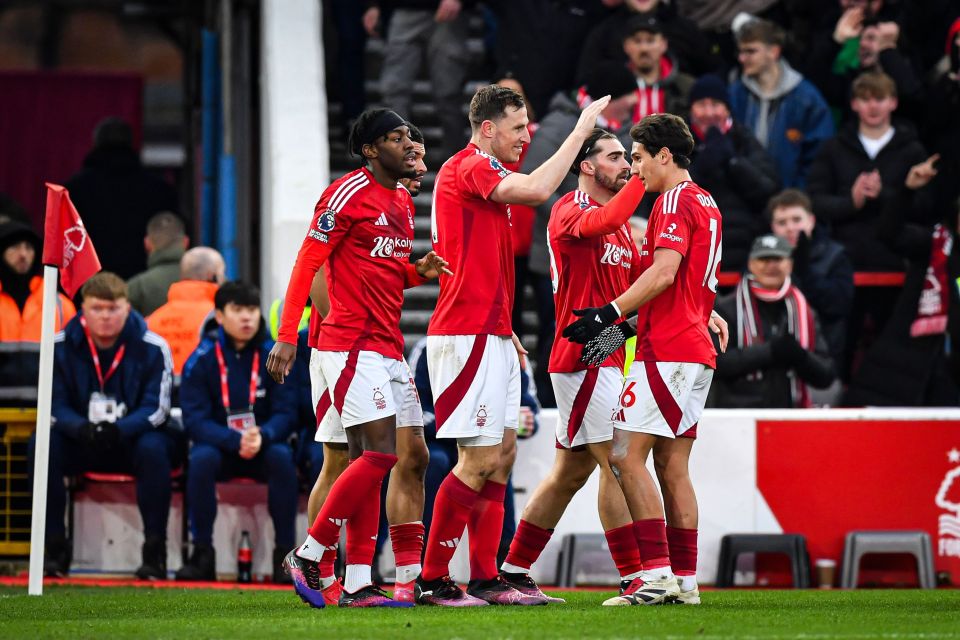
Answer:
[{"left": 1, "top": 586, "right": 959, "bottom": 639}]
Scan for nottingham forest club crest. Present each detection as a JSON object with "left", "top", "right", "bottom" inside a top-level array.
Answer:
[
  {"left": 373, "top": 388, "right": 387, "bottom": 410},
  {"left": 936, "top": 446, "right": 960, "bottom": 559},
  {"left": 476, "top": 405, "right": 488, "bottom": 428}
]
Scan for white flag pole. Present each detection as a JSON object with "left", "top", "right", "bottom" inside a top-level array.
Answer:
[{"left": 28, "top": 264, "right": 60, "bottom": 596}]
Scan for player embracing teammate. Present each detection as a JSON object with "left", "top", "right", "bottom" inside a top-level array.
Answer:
[{"left": 564, "top": 113, "right": 726, "bottom": 606}]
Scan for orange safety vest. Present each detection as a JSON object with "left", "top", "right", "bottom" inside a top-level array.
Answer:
[
  {"left": 147, "top": 280, "right": 219, "bottom": 375},
  {"left": 0, "top": 275, "right": 76, "bottom": 344}
]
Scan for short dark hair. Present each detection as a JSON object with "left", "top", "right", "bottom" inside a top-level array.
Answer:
[
  {"left": 347, "top": 108, "right": 403, "bottom": 166},
  {"left": 407, "top": 122, "right": 424, "bottom": 145},
  {"left": 81, "top": 272, "right": 127, "bottom": 301},
  {"left": 468, "top": 85, "right": 525, "bottom": 130},
  {"left": 571, "top": 128, "right": 618, "bottom": 175},
  {"left": 736, "top": 18, "right": 785, "bottom": 48},
  {"left": 766, "top": 189, "right": 813, "bottom": 221},
  {"left": 630, "top": 114, "right": 694, "bottom": 169},
  {"left": 93, "top": 117, "right": 133, "bottom": 150},
  {"left": 215, "top": 280, "right": 261, "bottom": 311},
  {"left": 146, "top": 211, "right": 186, "bottom": 250}
]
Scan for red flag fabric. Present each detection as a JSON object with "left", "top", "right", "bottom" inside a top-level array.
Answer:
[{"left": 43, "top": 183, "right": 101, "bottom": 297}]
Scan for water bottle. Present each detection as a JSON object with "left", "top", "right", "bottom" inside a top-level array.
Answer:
[{"left": 237, "top": 530, "right": 253, "bottom": 583}]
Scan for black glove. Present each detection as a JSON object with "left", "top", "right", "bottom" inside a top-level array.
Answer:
[
  {"left": 561, "top": 303, "right": 621, "bottom": 344},
  {"left": 80, "top": 421, "right": 121, "bottom": 450},
  {"left": 792, "top": 230, "right": 811, "bottom": 272},
  {"left": 694, "top": 127, "right": 734, "bottom": 172},
  {"left": 770, "top": 334, "right": 807, "bottom": 366},
  {"left": 580, "top": 322, "right": 637, "bottom": 367}
]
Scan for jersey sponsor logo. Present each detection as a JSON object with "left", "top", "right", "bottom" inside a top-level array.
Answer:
[
  {"left": 660, "top": 231, "right": 684, "bottom": 244},
  {"left": 317, "top": 210, "right": 336, "bottom": 232},
  {"left": 476, "top": 405, "right": 488, "bottom": 427},
  {"left": 370, "top": 235, "right": 413, "bottom": 259},
  {"left": 666, "top": 223, "right": 677, "bottom": 234},
  {"left": 308, "top": 229, "right": 329, "bottom": 243},
  {"left": 374, "top": 212, "right": 389, "bottom": 226},
  {"left": 696, "top": 193, "right": 719, "bottom": 209},
  {"left": 373, "top": 388, "right": 387, "bottom": 410},
  {"left": 600, "top": 242, "right": 633, "bottom": 269}
]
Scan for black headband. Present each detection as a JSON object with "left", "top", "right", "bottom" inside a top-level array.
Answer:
[{"left": 363, "top": 110, "right": 406, "bottom": 146}]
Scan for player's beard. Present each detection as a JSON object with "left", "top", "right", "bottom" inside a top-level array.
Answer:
[{"left": 595, "top": 170, "right": 629, "bottom": 194}]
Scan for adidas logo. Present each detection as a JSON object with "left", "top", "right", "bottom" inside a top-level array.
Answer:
[
  {"left": 439, "top": 537, "right": 460, "bottom": 548},
  {"left": 374, "top": 212, "right": 389, "bottom": 226},
  {"left": 329, "top": 517, "right": 345, "bottom": 526}
]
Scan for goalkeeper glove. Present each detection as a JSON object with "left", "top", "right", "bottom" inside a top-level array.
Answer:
[
  {"left": 580, "top": 321, "right": 637, "bottom": 367},
  {"left": 561, "top": 302, "right": 621, "bottom": 344}
]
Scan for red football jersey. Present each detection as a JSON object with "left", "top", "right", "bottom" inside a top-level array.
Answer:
[
  {"left": 634, "top": 180, "right": 722, "bottom": 368},
  {"left": 428, "top": 143, "right": 514, "bottom": 336},
  {"left": 280, "top": 167, "right": 418, "bottom": 360},
  {"left": 548, "top": 190, "right": 642, "bottom": 372}
]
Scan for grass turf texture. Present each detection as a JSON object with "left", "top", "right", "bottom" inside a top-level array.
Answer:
[{"left": 1, "top": 587, "right": 959, "bottom": 639}]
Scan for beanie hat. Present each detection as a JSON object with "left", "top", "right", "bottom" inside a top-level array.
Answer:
[
  {"left": 688, "top": 74, "right": 729, "bottom": 108},
  {"left": 584, "top": 63, "right": 638, "bottom": 100}
]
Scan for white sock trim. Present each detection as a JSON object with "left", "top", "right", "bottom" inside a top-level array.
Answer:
[
  {"left": 395, "top": 564, "right": 421, "bottom": 584},
  {"left": 500, "top": 562, "right": 530, "bottom": 575},
  {"left": 297, "top": 535, "right": 326, "bottom": 562},
  {"left": 640, "top": 567, "right": 675, "bottom": 582},
  {"left": 344, "top": 564, "right": 372, "bottom": 593},
  {"left": 678, "top": 574, "right": 698, "bottom": 592},
  {"left": 622, "top": 570, "right": 643, "bottom": 581}
]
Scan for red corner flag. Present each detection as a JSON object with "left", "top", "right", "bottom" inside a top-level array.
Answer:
[{"left": 42, "top": 183, "right": 101, "bottom": 297}]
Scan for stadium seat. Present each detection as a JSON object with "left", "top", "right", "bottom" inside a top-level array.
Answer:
[
  {"left": 555, "top": 533, "right": 620, "bottom": 588},
  {"left": 715, "top": 534, "right": 811, "bottom": 588},
  {"left": 840, "top": 531, "right": 936, "bottom": 589}
]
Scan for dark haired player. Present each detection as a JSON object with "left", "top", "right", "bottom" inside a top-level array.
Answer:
[
  {"left": 564, "top": 113, "right": 725, "bottom": 606},
  {"left": 417, "top": 85, "right": 610, "bottom": 606},
  {"left": 267, "top": 108, "right": 450, "bottom": 608},
  {"left": 401, "top": 123, "right": 427, "bottom": 197}
]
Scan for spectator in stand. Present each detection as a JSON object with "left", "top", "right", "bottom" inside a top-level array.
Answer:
[
  {"left": 621, "top": 15, "right": 696, "bottom": 122},
  {"left": 729, "top": 18, "right": 834, "bottom": 188},
  {"left": 578, "top": 0, "right": 719, "bottom": 83},
  {"left": 845, "top": 155, "right": 960, "bottom": 406},
  {"left": 768, "top": 189, "right": 854, "bottom": 362},
  {"left": 177, "top": 281, "right": 298, "bottom": 583},
  {"left": 147, "top": 247, "right": 225, "bottom": 378},
  {"left": 806, "top": 71, "right": 930, "bottom": 373},
  {"left": 522, "top": 63, "right": 639, "bottom": 406},
  {"left": 375, "top": 0, "right": 471, "bottom": 160},
  {"left": 29, "top": 272, "right": 176, "bottom": 579},
  {"left": 686, "top": 74, "right": 780, "bottom": 271},
  {"left": 127, "top": 212, "right": 189, "bottom": 317},
  {"left": 806, "top": 6, "right": 924, "bottom": 123},
  {"left": 921, "top": 18, "right": 960, "bottom": 223},
  {"left": 709, "top": 235, "right": 836, "bottom": 408},
  {"left": 0, "top": 221, "right": 76, "bottom": 405},
  {"left": 65, "top": 117, "right": 180, "bottom": 280},
  {"left": 0, "top": 193, "right": 30, "bottom": 225},
  {"left": 486, "top": 0, "right": 615, "bottom": 122}
]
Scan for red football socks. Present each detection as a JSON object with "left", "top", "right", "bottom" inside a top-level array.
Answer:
[
  {"left": 421, "top": 473, "right": 480, "bottom": 581},
  {"left": 467, "top": 480, "right": 507, "bottom": 581},
  {"left": 667, "top": 526, "right": 698, "bottom": 576},
  {"left": 345, "top": 476, "right": 383, "bottom": 567},
  {"left": 390, "top": 521, "right": 425, "bottom": 568},
  {"left": 307, "top": 450, "right": 397, "bottom": 548},
  {"left": 633, "top": 518, "right": 670, "bottom": 571},
  {"left": 605, "top": 523, "right": 644, "bottom": 578},
  {"left": 503, "top": 519, "right": 553, "bottom": 572}
]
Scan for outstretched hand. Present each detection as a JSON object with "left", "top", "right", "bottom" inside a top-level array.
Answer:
[
  {"left": 415, "top": 251, "right": 454, "bottom": 279},
  {"left": 575, "top": 95, "right": 612, "bottom": 138}
]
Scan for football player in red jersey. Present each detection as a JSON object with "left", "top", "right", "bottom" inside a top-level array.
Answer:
[
  {"left": 417, "top": 85, "right": 610, "bottom": 606},
  {"left": 564, "top": 113, "right": 727, "bottom": 606},
  {"left": 267, "top": 109, "right": 449, "bottom": 608}
]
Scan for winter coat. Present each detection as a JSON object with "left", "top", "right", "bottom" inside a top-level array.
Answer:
[
  {"left": 127, "top": 243, "right": 185, "bottom": 317},
  {"left": 729, "top": 59, "right": 834, "bottom": 188},
  {"left": 790, "top": 225, "right": 855, "bottom": 360},
  {"left": 806, "top": 120, "right": 928, "bottom": 271},
  {"left": 181, "top": 327, "right": 297, "bottom": 453},
  {"left": 52, "top": 311, "right": 172, "bottom": 440},
  {"left": 688, "top": 122, "right": 780, "bottom": 271},
  {"left": 708, "top": 291, "right": 835, "bottom": 408},
  {"left": 64, "top": 147, "right": 180, "bottom": 279},
  {"left": 146, "top": 280, "right": 218, "bottom": 376}
]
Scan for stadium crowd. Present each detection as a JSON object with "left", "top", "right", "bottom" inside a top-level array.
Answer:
[{"left": 1, "top": 0, "right": 959, "bottom": 592}]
